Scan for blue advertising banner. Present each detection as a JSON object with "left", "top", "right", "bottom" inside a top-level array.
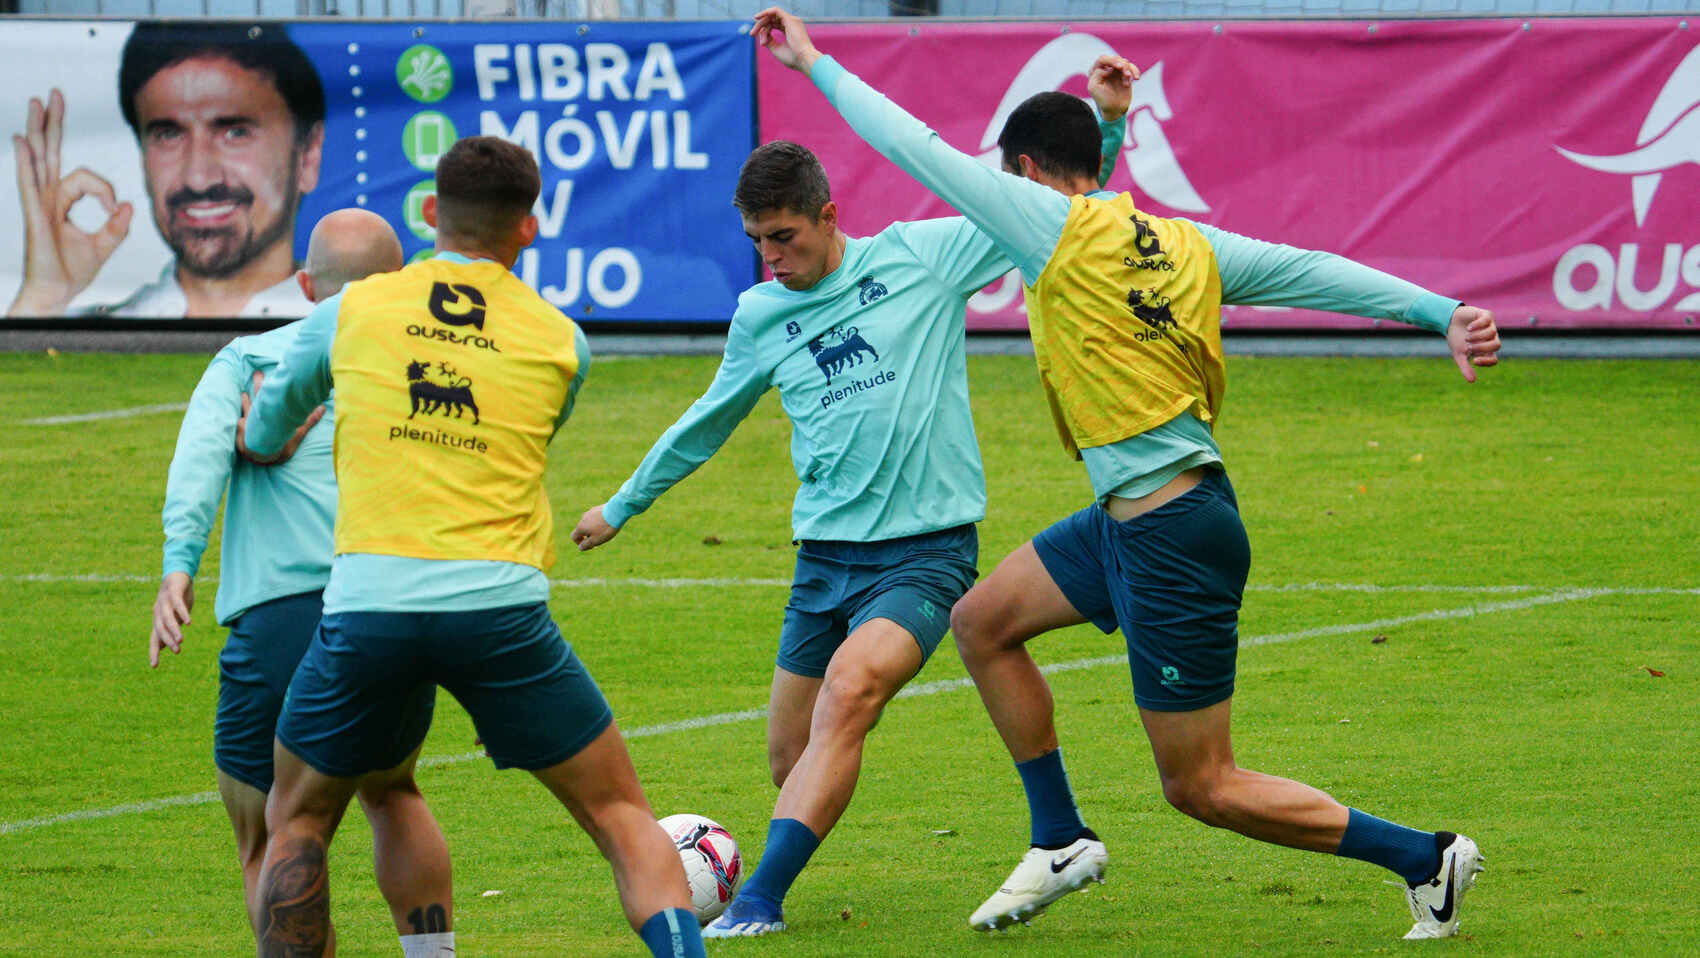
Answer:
[{"left": 0, "top": 20, "right": 755, "bottom": 324}]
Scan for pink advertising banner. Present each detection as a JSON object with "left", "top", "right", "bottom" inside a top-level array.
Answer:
[{"left": 758, "top": 18, "right": 1700, "bottom": 331}]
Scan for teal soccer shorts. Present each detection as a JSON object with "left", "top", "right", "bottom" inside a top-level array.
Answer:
[
  {"left": 214, "top": 590, "right": 324, "bottom": 791},
  {"left": 277, "top": 602, "right": 612, "bottom": 776},
  {"left": 1033, "top": 470, "right": 1251, "bottom": 712},
  {"left": 778, "top": 523, "right": 979, "bottom": 678}
]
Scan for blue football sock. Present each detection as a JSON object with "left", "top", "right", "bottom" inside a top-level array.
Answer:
[
  {"left": 1336, "top": 808, "right": 1442, "bottom": 885},
  {"left": 1016, "top": 748, "right": 1088, "bottom": 848},
  {"left": 738, "top": 818, "right": 821, "bottom": 911},
  {"left": 638, "top": 908, "right": 705, "bottom": 958}
]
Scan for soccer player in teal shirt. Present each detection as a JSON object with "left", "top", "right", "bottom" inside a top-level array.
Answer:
[
  {"left": 149, "top": 208, "right": 455, "bottom": 955},
  {"left": 569, "top": 59, "right": 1135, "bottom": 939},
  {"left": 756, "top": 6, "right": 1501, "bottom": 942}
]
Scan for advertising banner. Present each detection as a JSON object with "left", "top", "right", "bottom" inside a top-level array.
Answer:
[
  {"left": 1, "top": 19, "right": 755, "bottom": 323},
  {"left": 757, "top": 18, "right": 1700, "bottom": 331}
]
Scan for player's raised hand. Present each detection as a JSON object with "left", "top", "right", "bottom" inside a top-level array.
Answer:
[
  {"left": 236, "top": 370, "right": 325, "bottom": 465},
  {"left": 7, "top": 90, "right": 133, "bottom": 317},
  {"left": 1445, "top": 306, "right": 1501, "bottom": 382},
  {"left": 1087, "top": 54, "right": 1139, "bottom": 123},
  {"left": 752, "top": 7, "right": 822, "bottom": 75},
  {"left": 571, "top": 504, "right": 621, "bottom": 552},
  {"left": 149, "top": 572, "right": 194, "bottom": 668}
]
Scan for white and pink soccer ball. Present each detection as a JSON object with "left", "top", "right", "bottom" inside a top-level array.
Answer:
[{"left": 659, "top": 813, "right": 742, "bottom": 925}]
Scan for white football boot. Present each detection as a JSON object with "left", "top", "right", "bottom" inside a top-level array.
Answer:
[
  {"left": 1402, "top": 832, "right": 1484, "bottom": 940},
  {"left": 702, "top": 895, "right": 786, "bottom": 938},
  {"left": 969, "top": 831, "right": 1107, "bottom": 932}
]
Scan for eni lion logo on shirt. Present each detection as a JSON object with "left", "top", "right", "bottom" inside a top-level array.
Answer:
[
  {"left": 406, "top": 360, "right": 481, "bottom": 425},
  {"left": 806, "top": 325, "right": 880, "bottom": 385}
]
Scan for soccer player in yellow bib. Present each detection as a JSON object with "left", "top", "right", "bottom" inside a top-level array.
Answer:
[
  {"left": 152, "top": 208, "right": 456, "bottom": 954},
  {"left": 242, "top": 136, "right": 706, "bottom": 958},
  {"left": 757, "top": 7, "right": 1501, "bottom": 943}
]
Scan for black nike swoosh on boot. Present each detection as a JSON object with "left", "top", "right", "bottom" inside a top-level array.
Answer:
[
  {"left": 1050, "top": 850, "right": 1084, "bottom": 873},
  {"left": 1428, "top": 859, "right": 1458, "bottom": 923}
]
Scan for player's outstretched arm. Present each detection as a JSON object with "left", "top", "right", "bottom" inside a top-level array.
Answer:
[
  {"left": 571, "top": 504, "right": 621, "bottom": 552},
  {"left": 149, "top": 571, "right": 193, "bottom": 668},
  {"left": 1446, "top": 306, "right": 1501, "bottom": 382}
]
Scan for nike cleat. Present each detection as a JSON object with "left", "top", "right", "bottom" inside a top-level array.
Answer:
[
  {"left": 969, "top": 831, "right": 1107, "bottom": 932},
  {"left": 702, "top": 895, "right": 787, "bottom": 938},
  {"left": 1402, "top": 832, "right": 1483, "bottom": 940}
]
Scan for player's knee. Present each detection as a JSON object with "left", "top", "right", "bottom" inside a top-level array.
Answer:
[
  {"left": 950, "top": 592, "right": 1003, "bottom": 658},
  {"left": 1160, "top": 775, "right": 1231, "bottom": 828},
  {"left": 817, "top": 667, "right": 889, "bottom": 730},
  {"left": 356, "top": 774, "right": 421, "bottom": 812}
]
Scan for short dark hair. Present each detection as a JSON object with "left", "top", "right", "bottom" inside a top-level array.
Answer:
[
  {"left": 119, "top": 22, "right": 326, "bottom": 145},
  {"left": 997, "top": 92, "right": 1100, "bottom": 182},
  {"left": 434, "top": 136, "right": 541, "bottom": 244},
  {"left": 733, "top": 141, "right": 830, "bottom": 219}
]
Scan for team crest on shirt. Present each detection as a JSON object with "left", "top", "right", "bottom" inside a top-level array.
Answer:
[{"left": 856, "top": 274, "right": 889, "bottom": 306}]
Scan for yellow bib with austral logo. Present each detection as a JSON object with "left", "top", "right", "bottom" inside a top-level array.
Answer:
[
  {"left": 1026, "top": 193, "right": 1226, "bottom": 459},
  {"left": 329, "top": 257, "right": 581, "bottom": 571}
]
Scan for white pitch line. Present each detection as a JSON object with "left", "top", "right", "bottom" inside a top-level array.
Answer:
[
  {"left": 0, "top": 790, "right": 220, "bottom": 835},
  {"left": 0, "top": 573, "right": 797, "bottom": 587},
  {"left": 21, "top": 402, "right": 189, "bottom": 426},
  {"left": 549, "top": 577, "right": 793, "bottom": 589},
  {"left": 9, "top": 571, "right": 1699, "bottom": 596},
  {"left": 6, "top": 584, "right": 1666, "bottom": 837}
]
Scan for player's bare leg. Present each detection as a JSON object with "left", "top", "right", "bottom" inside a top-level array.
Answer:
[
  {"left": 772, "top": 617, "right": 922, "bottom": 835},
  {"left": 707, "top": 617, "right": 922, "bottom": 937},
  {"left": 1140, "top": 698, "right": 1480, "bottom": 937},
  {"left": 529, "top": 722, "right": 694, "bottom": 931},
  {"left": 216, "top": 771, "right": 272, "bottom": 937},
  {"left": 355, "top": 746, "right": 452, "bottom": 940},
  {"left": 765, "top": 668, "right": 822, "bottom": 787},
  {"left": 950, "top": 541, "right": 1089, "bottom": 763},
  {"left": 1140, "top": 698, "right": 1349, "bottom": 849},
  {"left": 257, "top": 745, "right": 360, "bottom": 957},
  {"left": 952, "top": 542, "right": 1106, "bottom": 931}
]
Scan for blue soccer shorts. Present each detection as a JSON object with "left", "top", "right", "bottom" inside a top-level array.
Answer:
[
  {"left": 1033, "top": 469, "right": 1251, "bottom": 712},
  {"left": 778, "top": 523, "right": 979, "bottom": 678},
  {"left": 277, "top": 602, "right": 612, "bottom": 777},
  {"left": 214, "top": 590, "right": 325, "bottom": 792}
]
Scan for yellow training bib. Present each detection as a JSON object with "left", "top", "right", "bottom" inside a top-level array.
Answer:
[
  {"left": 329, "top": 257, "right": 582, "bottom": 571},
  {"left": 1025, "top": 193, "right": 1226, "bottom": 458}
]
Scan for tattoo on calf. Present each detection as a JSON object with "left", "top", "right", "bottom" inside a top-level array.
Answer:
[
  {"left": 407, "top": 903, "right": 449, "bottom": 934},
  {"left": 258, "top": 836, "right": 330, "bottom": 957}
]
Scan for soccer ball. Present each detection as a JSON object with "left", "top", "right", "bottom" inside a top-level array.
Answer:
[{"left": 659, "top": 813, "right": 742, "bottom": 925}]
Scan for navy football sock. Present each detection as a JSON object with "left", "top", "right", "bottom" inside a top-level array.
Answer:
[
  {"left": 638, "top": 908, "right": 705, "bottom": 958},
  {"left": 1016, "top": 748, "right": 1089, "bottom": 848},
  {"left": 1336, "top": 807, "right": 1442, "bottom": 885},
  {"left": 738, "top": 818, "right": 821, "bottom": 911}
]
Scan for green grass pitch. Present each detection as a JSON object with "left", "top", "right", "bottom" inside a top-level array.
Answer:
[{"left": 0, "top": 348, "right": 1695, "bottom": 956}]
